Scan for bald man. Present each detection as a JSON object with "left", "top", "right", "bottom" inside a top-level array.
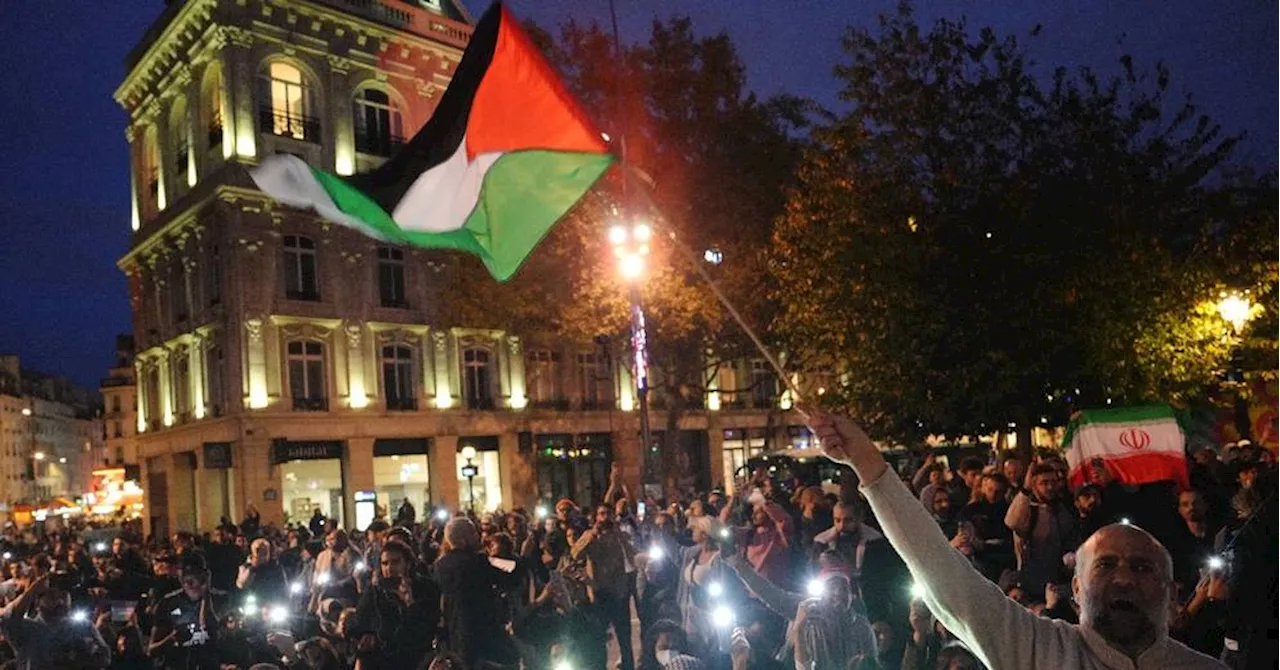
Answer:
[{"left": 807, "top": 410, "right": 1226, "bottom": 669}]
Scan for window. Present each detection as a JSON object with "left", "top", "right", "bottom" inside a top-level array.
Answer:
[
  {"left": 722, "top": 428, "right": 768, "bottom": 492},
  {"left": 113, "top": 421, "right": 123, "bottom": 439},
  {"left": 382, "top": 345, "right": 416, "bottom": 410},
  {"left": 377, "top": 247, "right": 407, "bottom": 308},
  {"left": 287, "top": 341, "right": 327, "bottom": 411},
  {"left": 354, "top": 88, "right": 404, "bottom": 157},
  {"left": 170, "top": 101, "right": 189, "bottom": 187},
  {"left": 462, "top": 347, "right": 493, "bottom": 410},
  {"left": 283, "top": 235, "right": 319, "bottom": 300},
  {"left": 577, "top": 353, "right": 609, "bottom": 409},
  {"left": 525, "top": 350, "right": 562, "bottom": 407},
  {"left": 170, "top": 263, "right": 189, "bottom": 322},
  {"left": 207, "top": 344, "right": 225, "bottom": 416},
  {"left": 173, "top": 355, "right": 190, "bottom": 420},
  {"left": 750, "top": 360, "right": 778, "bottom": 408},
  {"left": 259, "top": 61, "right": 317, "bottom": 141},
  {"left": 457, "top": 441, "right": 502, "bottom": 512},
  {"left": 111, "top": 396, "right": 121, "bottom": 413},
  {"left": 203, "top": 67, "right": 224, "bottom": 150},
  {"left": 206, "top": 244, "right": 222, "bottom": 306},
  {"left": 141, "top": 127, "right": 161, "bottom": 214}
]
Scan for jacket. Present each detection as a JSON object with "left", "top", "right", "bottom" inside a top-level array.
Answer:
[{"left": 862, "top": 469, "right": 1225, "bottom": 669}]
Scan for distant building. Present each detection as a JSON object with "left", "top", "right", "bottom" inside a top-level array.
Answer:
[
  {"left": 116, "top": 0, "right": 804, "bottom": 538},
  {"left": 100, "top": 335, "right": 140, "bottom": 469},
  {"left": 0, "top": 355, "right": 104, "bottom": 511}
]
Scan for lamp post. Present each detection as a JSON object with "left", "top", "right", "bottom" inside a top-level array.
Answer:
[
  {"left": 1217, "top": 291, "right": 1256, "bottom": 441},
  {"left": 609, "top": 221, "right": 654, "bottom": 490},
  {"left": 460, "top": 445, "right": 479, "bottom": 513}
]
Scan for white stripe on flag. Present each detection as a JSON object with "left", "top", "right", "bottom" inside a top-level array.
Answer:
[
  {"left": 250, "top": 155, "right": 377, "bottom": 236},
  {"left": 1066, "top": 418, "right": 1184, "bottom": 470},
  {"left": 392, "top": 134, "right": 502, "bottom": 233}
]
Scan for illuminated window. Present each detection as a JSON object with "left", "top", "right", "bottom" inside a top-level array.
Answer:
[
  {"left": 462, "top": 347, "right": 494, "bottom": 410},
  {"left": 354, "top": 88, "right": 404, "bottom": 157},
  {"left": 140, "top": 127, "right": 161, "bottom": 215},
  {"left": 169, "top": 100, "right": 190, "bottom": 189},
  {"left": 203, "top": 67, "right": 224, "bottom": 150},
  {"left": 287, "top": 341, "right": 327, "bottom": 411},
  {"left": 283, "top": 235, "right": 319, "bottom": 300},
  {"left": 173, "top": 355, "right": 190, "bottom": 421},
  {"left": 577, "top": 353, "right": 609, "bottom": 409},
  {"left": 457, "top": 440, "right": 502, "bottom": 512},
  {"left": 382, "top": 345, "right": 416, "bottom": 410},
  {"left": 259, "top": 61, "right": 316, "bottom": 141},
  {"left": 525, "top": 350, "right": 562, "bottom": 406}
]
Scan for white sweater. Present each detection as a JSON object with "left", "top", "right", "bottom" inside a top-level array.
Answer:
[{"left": 861, "top": 469, "right": 1226, "bottom": 670}]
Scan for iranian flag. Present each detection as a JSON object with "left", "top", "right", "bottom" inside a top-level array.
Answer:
[
  {"left": 250, "top": 3, "right": 612, "bottom": 281},
  {"left": 1063, "top": 405, "right": 1190, "bottom": 490}
]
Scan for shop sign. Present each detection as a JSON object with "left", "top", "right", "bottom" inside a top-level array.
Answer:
[
  {"left": 270, "top": 439, "right": 343, "bottom": 465},
  {"left": 263, "top": 488, "right": 278, "bottom": 502},
  {"left": 203, "top": 442, "right": 233, "bottom": 469}
]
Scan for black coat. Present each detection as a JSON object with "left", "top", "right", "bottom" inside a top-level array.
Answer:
[{"left": 432, "top": 550, "right": 516, "bottom": 666}]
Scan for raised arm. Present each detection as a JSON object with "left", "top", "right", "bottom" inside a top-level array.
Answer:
[
  {"left": 805, "top": 410, "right": 1066, "bottom": 670},
  {"left": 723, "top": 554, "right": 804, "bottom": 619}
]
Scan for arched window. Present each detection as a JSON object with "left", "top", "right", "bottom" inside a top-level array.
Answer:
[
  {"left": 353, "top": 87, "right": 404, "bottom": 157},
  {"left": 462, "top": 347, "right": 494, "bottom": 410},
  {"left": 140, "top": 126, "right": 162, "bottom": 215},
  {"left": 202, "top": 65, "right": 224, "bottom": 151},
  {"left": 169, "top": 100, "right": 190, "bottom": 191},
  {"left": 258, "top": 61, "right": 317, "bottom": 141}
]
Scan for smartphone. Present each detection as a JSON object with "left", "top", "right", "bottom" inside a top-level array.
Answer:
[
  {"left": 637, "top": 502, "right": 646, "bottom": 520},
  {"left": 110, "top": 601, "right": 137, "bottom": 623}
]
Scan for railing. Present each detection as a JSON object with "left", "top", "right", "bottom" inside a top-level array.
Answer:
[
  {"left": 531, "top": 399, "right": 571, "bottom": 411},
  {"left": 465, "top": 397, "right": 495, "bottom": 411},
  {"left": 386, "top": 397, "right": 418, "bottom": 411},
  {"left": 355, "top": 130, "right": 405, "bottom": 158},
  {"left": 258, "top": 106, "right": 321, "bottom": 143},
  {"left": 580, "top": 399, "right": 613, "bottom": 411},
  {"left": 293, "top": 397, "right": 329, "bottom": 412}
]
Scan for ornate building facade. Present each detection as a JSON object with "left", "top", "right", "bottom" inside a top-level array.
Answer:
[{"left": 117, "top": 0, "right": 805, "bottom": 537}]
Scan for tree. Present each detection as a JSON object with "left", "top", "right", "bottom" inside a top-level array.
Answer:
[
  {"left": 432, "top": 18, "right": 810, "bottom": 496},
  {"left": 770, "top": 2, "right": 1274, "bottom": 451}
]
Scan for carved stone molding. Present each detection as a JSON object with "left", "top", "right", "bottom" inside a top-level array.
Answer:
[
  {"left": 507, "top": 337, "right": 521, "bottom": 356},
  {"left": 344, "top": 323, "right": 363, "bottom": 348},
  {"left": 223, "top": 26, "right": 255, "bottom": 49},
  {"left": 432, "top": 330, "right": 448, "bottom": 354},
  {"left": 245, "top": 318, "right": 264, "bottom": 344},
  {"left": 327, "top": 54, "right": 352, "bottom": 74}
]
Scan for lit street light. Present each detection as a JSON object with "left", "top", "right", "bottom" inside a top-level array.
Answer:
[
  {"left": 1217, "top": 292, "right": 1254, "bottom": 335},
  {"left": 33, "top": 452, "right": 45, "bottom": 461},
  {"left": 608, "top": 220, "right": 654, "bottom": 491},
  {"left": 460, "top": 445, "right": 480, "bottom": 512},
  {"left": 1216, "top": 291, "right": 1258, "bottom": 443}
]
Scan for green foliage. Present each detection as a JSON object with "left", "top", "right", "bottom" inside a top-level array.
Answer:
[{"left": 770, "top": 2, "right": 1276, "bottom": 444}]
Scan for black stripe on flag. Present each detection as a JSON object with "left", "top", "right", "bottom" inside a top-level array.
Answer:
[{"left": 345, "top": 3, "right": 503, "bottom": 211}]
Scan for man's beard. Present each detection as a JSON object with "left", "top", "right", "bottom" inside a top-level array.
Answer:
[{"left": 1092, "top": 599, "right": 1159, "bottom": 646}]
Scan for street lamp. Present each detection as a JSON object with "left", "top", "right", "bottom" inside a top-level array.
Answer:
[
  {"left": 460, "top": 445, "right": 479, "bottom": 513},
  {"left": 1217, "top": 292, "right": 1254, "bottom": 335},
  {"left": 33, "top": 452, "right": 45, "bottom": 461},
  {"left": 608, "top": 220, "right": 654, "bottom": 493}
]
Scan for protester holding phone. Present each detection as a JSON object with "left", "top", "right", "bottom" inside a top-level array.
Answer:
[
  {"left": 147, "top": 555, "right": 227, "bottom": 670},
  {"left": 349, "top": 539, "right": 438, "bottom": 669}
]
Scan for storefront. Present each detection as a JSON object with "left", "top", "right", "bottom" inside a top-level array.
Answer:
[
  {"left": 202, "top": 443, "right": 234, "bottom": 523},
  {"left": 272, "top": 439, "right": 345, "bottom": 527},
  {"left": 723, "top": 428, "right": 769, "bottom": 491},
  {"left": 457, "top": 436, "right": 502, "bottom": 512},
  {"left": 535, "top": 433, "right": 612, "bottom": 505},
  {"left": 372, "top": 438, "right": 431, "bottom": 520}
]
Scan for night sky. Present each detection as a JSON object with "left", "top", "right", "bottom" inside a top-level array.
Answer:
[{"left": 0, "top": 0, "right": 1274, "bottom": 390}]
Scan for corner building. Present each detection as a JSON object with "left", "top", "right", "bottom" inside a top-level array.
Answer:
[{"left": 117, "top": 0, "right": 805, "bottom": 538}]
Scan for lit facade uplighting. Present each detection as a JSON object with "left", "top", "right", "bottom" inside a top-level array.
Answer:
[{"left": 33, "top": 452, "right": 45, "bottom": 461}]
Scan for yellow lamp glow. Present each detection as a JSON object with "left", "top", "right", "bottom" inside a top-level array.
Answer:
[
  {"left": 619, "top": 253, "right": 644, "bottom": 279},
  {"left": 608, "top": 225, "right": 628, "bottom": 245},
  {"left": 1217, "top": 293, "right": 1254, "bottom": 334}
]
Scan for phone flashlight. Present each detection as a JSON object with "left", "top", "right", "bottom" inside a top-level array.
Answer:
[
  {"left": 434, "top": 509, "right": 449, "bottom": 521},
  {"left": 648, "top": 545, "right": 664, "bottom": 561},
  {"left": 1207, "top": 555, "right": 1226, "bottom": 572},
  {"left": 94, "top": 542, "right": 108, "bottom": 553},
  {"left": 354, "top": 561, "right": 367, "bottom": 574},
  {"left": 1119, "top": 517, "right": 1132, "bottom": 526},
  {"left": 807, "top": 578, "right": 826, "bottom": 597},
  {"left": 289, "top": 581, "right": 303, "bottom": 594},
  {"left": 71, "top": 609, "right": 89, "bottom": 623},
  {"left": 707, "top": 581, "right": 724, "bottom": 598},
  {"left": 316, "top": 572, "right": 331, "bottom": 586},
  {"left": 712, "top": 605, "right": 736, "bottom": 628},
  {"left": 536, "top": 505, "right": 548, "bottom": 520},
  {"left": 268, "top": 604, "right": 289, "bottom": 624},
  {"left": 910, "top": 582, "right": 927, "bottom": 600}
]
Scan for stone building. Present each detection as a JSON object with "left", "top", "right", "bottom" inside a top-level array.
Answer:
[{"left": 116, "top": 0, "right": 805, "bottom": 537}]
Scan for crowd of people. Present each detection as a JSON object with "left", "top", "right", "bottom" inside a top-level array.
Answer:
[{"left": 0, "top": 434, "right": 1271, "bottom": 670}]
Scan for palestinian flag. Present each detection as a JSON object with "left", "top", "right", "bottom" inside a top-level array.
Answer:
[
  {"left": 250, "top": 3, "right": 612, "bottom": 281},
  {"left": 1063, "top": 405, "right": 1190, "bottom": 490}
]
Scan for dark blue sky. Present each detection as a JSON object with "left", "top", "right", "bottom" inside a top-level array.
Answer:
[{"left": 0, "top": 1, "right": 1274, "bottom": 390}]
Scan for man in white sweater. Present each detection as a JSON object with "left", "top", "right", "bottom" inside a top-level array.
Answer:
[{"left": 806, "top": 410, "right": 1226, "bottom": 669}]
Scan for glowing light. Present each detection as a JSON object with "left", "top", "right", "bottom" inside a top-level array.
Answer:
[
  {"left": 718, "top": 528, "right": 730, "bottom": 539},
  {"left": 632, "top": 223, "right": 652, "bottom": 242},
  {"left": 1217, "top": 293, "right": 1254, "bottom": 334},
  {"left": 71, "top": 610, "right": 89, "bottom": 623},
  {"left": 59, "top": 457, "right": 67, "bottom": 464},
  {"left": 910, "top": 582, "right": 927, "bottom": 600},
  {"left": 509, "top": 392, "right": 528, "bottom": 410},
  {"left": 608, "top": 225, "right": 628, "bottom": 245},
  {"left": 461, "top": 446, "right": 478, "bottom": 461},
  {"left": 807, "top": 578, "right": 826, "bottom": 597},
  {"left": 554, "top": 661, "right": 574, "bottom": 670},
  {"left": 268, "top": 605, "right": 289, "bottom": 624},
  {"left": 601, "top": 131, "right": 611, "bottom": 142},
  {"left": 711, "top": 605, "right": 735, "bottom": 628},
  {"left": 1207, "top": 556, "right": 1225, "bottom": 571},
  {"left": 1119, "top": 518, "right": 1132, "bottom": 526},
  {"left": 703, "top": 248, "right": 723, "bottom": 265},
  {"left": 707, "top": 581, "right": 724, "bottom": 598},
  {"left": 985, "top": 232, "right": 993, "bottom": 239},
  {"left": 33, "top": 452, "right": 45, "bottom": 461},
  {"left": 290, "top": 581, "right": 303, "bottom": 594},
  {"left": 245, "top": 594, "right": 257, "bottom": 606},
  {"left": 354, "top": 561, "right": 367, "bottom": 573},
  {"left": 95, "top": 542, "right": 108, "bottom": 553},
  {"left": 619, "top": 253, "right": 644, "bottom": 279},
  {"left": 434, "top": 509, "right": 449, "bottom": 521},
  {"left": 535, "top": 506, "right": 548, "bottom": 519},
  {"left": 316, "top": 572, "right": 331, "bottom": 586},
  {"left": 648, "top": 545, "right": 664, "bottom": 561},
  {"left": 20, "top": 408, "right": 31, "bottom": 417},
  {"left": 1, "top": 552, "right": 10, "bottom": 560}
]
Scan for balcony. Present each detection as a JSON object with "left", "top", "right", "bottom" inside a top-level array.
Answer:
[
  {"left": 259, "top": 106, "right": 321, "bottom": 143},
  {"left": 386, "top": 397, "right": 417, "bottom": 411},
  {"left": 292, "top": 397, "right": 329, "bottom": 412},
  {"left": 531, "top": 399, "right": 571, "bottom": 411},
  {"left": 355, "top": 130, "right": 405, "bottom": 158},
  {"left": 580, "top": 399, "right": 613, "bottom": 411},
  {"left": 464, "top": 397, "right": 495, "bottom": 411}
]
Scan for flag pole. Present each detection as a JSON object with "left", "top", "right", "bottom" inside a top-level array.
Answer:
[{"left": 661, "top": 228, "right": 804, "bottom": 405}]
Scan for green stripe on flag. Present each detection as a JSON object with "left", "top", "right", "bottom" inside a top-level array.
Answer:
[
  {"left": 1060, "top": 404, "right": 1177, "bottom": 450},
  {"left": 460, "top": 149, "right": 613, "bottom": 281}
]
